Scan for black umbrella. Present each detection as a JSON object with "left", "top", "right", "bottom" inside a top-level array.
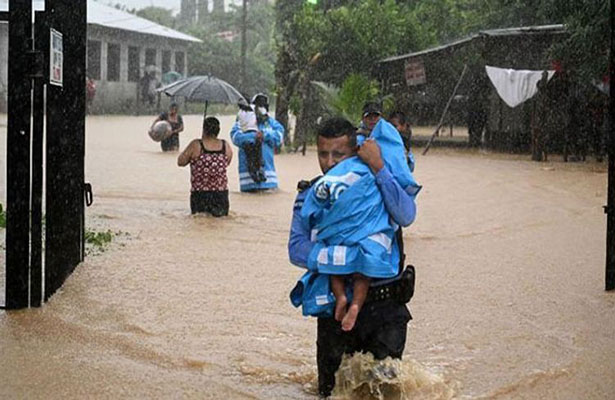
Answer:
[{"left": 157, "top": 75, "right": 245, "bottom": 116}]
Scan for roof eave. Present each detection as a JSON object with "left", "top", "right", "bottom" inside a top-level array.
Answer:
[{"left": 378, "top": 24, "right": 568, "bottom": 65}]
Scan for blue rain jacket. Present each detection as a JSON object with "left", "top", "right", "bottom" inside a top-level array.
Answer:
[
  {"left": 290, "top": 270, "right": 356, "bottom": 318},
  {"left": 300, "top": 119, "right": 420, "bottom": 279},
  {"left": 408, "top": 150, "right": 416, "bottom": 172},
  {"left": 290, "top": 271, "right": 335, "bottom": 318},
  {"left": 230, "top": 116, "right": 284, "bottom": 192}
]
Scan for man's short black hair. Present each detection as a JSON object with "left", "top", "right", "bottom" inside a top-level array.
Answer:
[
  {"left": 362, "top": 102, "right": 382, "bottom": 117},
  {"left": 203, "top": 116, "right": 220, "bottom": 137},
  {"left": 317, "top": 117, "right": 357, "bottom": 147}
]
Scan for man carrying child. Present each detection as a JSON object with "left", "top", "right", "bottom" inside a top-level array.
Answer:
[
  {"left": 288, "top": 116, "right": 421, "bottom": 397},
  {"left": 230, "top": 93, "right": 285, "bottom": 192}
]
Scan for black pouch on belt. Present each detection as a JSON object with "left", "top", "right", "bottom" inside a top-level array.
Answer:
[
  {"left": 398, "top": 265, "right": 416, "bottom": 304},
  {"left": 365, "top": 265, "right": 416, "bottom": 304}
]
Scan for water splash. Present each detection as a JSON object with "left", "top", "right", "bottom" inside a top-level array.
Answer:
[{"left": 332, "top": 353, "right": 454, "bottom": 400}]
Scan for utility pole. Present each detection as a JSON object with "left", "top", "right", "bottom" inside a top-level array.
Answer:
[
  {"left": 240, "top": 0, "right": 247, "bottom": 91},
  {"left": 606, "top": 0, "right": 614, "bottom": 291}
]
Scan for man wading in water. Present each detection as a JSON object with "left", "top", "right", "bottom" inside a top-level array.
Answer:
[
  {"left": 288, "top": 117, "right": 420, "bottom": 397},
  {"left": 230, "top": 93, "right": 285, "bottom": 192}
]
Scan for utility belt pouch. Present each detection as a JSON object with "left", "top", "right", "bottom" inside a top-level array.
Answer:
[
  {"left": 365, "top": 265, "right": 416, "bottom": 304},
  {"left": 398, "top": 265, "right": 415, "bottom": 304}
]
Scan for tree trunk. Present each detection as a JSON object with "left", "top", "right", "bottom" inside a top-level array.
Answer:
[
  {"left": 295, "top": 71, "right": 311, "bottom": 153},
  {"left": 274, "top": 47, "right": 292, "bottom": 146},
  {"left": 239, "top": 0, "right": 247, "bottom": 92}
]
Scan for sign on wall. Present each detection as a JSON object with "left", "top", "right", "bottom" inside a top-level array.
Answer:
[
  {"left": 50, "top": 29, "right": 63, "bottom": 87},
  {"left": 404, "top": 58, "right": 426, "bottom": 86}
]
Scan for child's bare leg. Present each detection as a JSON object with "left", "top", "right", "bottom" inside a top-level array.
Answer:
[
  {"left": 330, "top": 275, "right": 348, "bottom": 322},
  {"left": 342, "top": 274, "right": 370, "bottom": 331}
]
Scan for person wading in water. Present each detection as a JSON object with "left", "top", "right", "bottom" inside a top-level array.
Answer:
[
  {"left": 151, "top": 102, "right": 184, "bottom": 152},
  {"left": 177, "top": 117, "right": 233, "bottom": 216}
]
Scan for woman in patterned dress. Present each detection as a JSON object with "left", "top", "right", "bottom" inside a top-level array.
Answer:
[{"left": 177, "top": 117, "right": 233, "bottom": 216}]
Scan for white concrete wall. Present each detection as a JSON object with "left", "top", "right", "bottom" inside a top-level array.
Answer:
[
  {"left": 87, "top": 26, "right": 193, "bottom": 113},
  {"left": 0, "top": 23, "right": 193, "bottom": 113}
]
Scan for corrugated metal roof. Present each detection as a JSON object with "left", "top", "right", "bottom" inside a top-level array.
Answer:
[
  {"left": 479, "top": 24, "right": 566, "bottom": 37},
  {"left": 379, "top": 35, "right": 476, "bottom": 63},
  {"left": 0, "top": 0, "right": 201, "bottom": 43},
  {"left": 379, "top": 24, "right": 566, "bottom": 64}
]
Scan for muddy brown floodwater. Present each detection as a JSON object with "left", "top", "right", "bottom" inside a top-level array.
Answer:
[{"left": 0, "top": 114, "right": 613, "bottom": 399}]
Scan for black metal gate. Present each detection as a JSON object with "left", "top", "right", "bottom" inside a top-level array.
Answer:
[{"left": 4, "top": 0, "right": 87, "bottom": 309}]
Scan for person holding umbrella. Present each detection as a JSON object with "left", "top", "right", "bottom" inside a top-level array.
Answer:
[{"left": 230, "top": 93, "right": 285, "bottom": 192}]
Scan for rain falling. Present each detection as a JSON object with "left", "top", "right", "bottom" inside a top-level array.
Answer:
[{"left": 0, "top": 0, "right": 613, "bottom": 399}]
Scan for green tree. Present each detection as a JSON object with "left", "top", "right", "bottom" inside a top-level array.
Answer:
[
  {"left": 312, "top": 73, "right": 382, "bottom": 124},
  {"left": 275, "top": 0, "right": 431, "bottom": 149},
  {"left": 136, "top": 7, "right": 177, "bottom": 29},
  {"left": 545, "top": 1, "right": 610, "bottom": 83},
  {"left": 186, "top": 0, "right": 277, "bottom": 96}
]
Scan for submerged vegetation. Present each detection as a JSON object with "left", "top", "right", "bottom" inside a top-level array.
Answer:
[
  {"left": 84, "top": 229, "right": 114, "bottom": 248},
  {"left": 84, "top": 228, "right": 129, "bottom": 256},
  {"left": 0, "top": 202, "right": 121, "bottom": 255}
]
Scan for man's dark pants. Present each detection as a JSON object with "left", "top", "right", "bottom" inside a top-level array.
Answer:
[{"left": 316, "top": 299, "right": 411, "bottom": 397}]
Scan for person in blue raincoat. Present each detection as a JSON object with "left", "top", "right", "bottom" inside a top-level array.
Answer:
[
  {"left": 388, "top": 110, "right": 416, "bottom": 172},
  {"left": 299, "top": 117, "right": 419, "bottom": 332},
  {"left": 288, "top": 117, "right": 421, "bottom": 397},
  {"left": 230, "top": 93, "right": 284, "bottom": 192}
]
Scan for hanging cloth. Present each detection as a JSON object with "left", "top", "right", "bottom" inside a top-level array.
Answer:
[{"left": 485, "top": 65, "right": 555, "bottom": 108}]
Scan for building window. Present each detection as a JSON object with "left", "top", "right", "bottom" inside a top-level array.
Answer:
[
  {"left": 107, "top": 43, "right": 120, "bottom": 82},
  {"left": 128, "top": 46, "right": 140, "bottom": 82},
  {"left": 162, "top": 50, "right": 171, "bottom": 74},
  {"left": 175, "top": 51, "right": 185, "bottom": 75},
  {"left": 145, "top": 48, "right": 156, "bottom": 67},
  {"left": 87, "top": 40, "right": 101, "bottom": 80}
]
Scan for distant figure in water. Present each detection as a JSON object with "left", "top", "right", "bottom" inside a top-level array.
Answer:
[
  {"left": 86, "top": 76, "right": 96, "bottom": 113},
  {"left": 177, "top": 117, "right": 233, "bottom": 216},
  {"left": 230, "top": 93, "right": 284, "bottom": 192},
  {"left": 236, "top": 98, "right": 266, "bottom": 183},
  {"left": 151, "top": 102, "right": 184, "bottom": 152}
]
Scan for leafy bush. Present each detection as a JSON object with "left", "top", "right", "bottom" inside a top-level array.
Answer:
[{"left": 312, "top": 73, "right": 392, "bottom": 124}]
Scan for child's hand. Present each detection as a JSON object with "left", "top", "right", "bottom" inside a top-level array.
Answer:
[
  {"left": 357, "top": 139, "right": 384, "bottom": 174},
  {"left": 256, "top": 131, "right": 264, "bottom": 142}
]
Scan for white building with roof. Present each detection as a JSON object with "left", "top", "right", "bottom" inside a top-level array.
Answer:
[{"left": 0, "top": 0, "right": 202, "bottom": 113}]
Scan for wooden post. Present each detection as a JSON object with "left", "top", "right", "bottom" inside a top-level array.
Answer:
[{"left": 423, "top": 64, "right": 468, "bottom": 155}]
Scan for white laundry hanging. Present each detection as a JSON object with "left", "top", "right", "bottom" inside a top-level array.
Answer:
[{"left": 485, "top": 65, "right": 555, "bottom": 108}]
